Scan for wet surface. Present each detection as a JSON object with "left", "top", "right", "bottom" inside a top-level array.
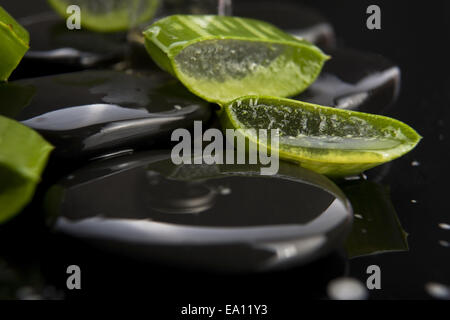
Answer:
[
  {"left": 233, "top": 1, "right": 335, "bottom": 48},
  {"left": 45, "top": 151, "right": 352, "bottom": 272},
  {"left": 11, "top": 12, "right": 127, "bottom": 79},
  {"left": 0, "top": 70, "right": 212, "bottom": 160},
  {"left": 0, "top": 0, "right": 449, "bottom": 301},
  {"left": 296, "top": 47, "right": 400, "bottom": 114}
]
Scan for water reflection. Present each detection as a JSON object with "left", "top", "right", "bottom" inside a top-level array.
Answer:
[
  {"left": 45, "top": 151, "right": 352, "bottom": 272},
  {"left": 425, "top": 282, "right": 450, "bottom": 300},
  {"left": 297, "top": 48, "right": 400, "bottom": 114},
  {"left": 338, "top": 180, "right": 409, "bottom": 258},
  {"left": 327, "top": 277, "right": 368, "bottom": 300},
  {"left": 438, "top": 223, "right": 450, "bottom": 230}
]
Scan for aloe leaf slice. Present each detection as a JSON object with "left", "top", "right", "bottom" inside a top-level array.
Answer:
[
  {"left": 47, "top": 0, "right": 160, "bottom": 33},
  {"left": 0, "top": 6, "right": 29, "bottom": 81},
  {"left": 143, "top": 15, "right": 329, "bottom": 105},
  {"left": 0, "top": 115, "right": 53, "bottom": 223},
  {"left": 220, "top": 96, "right": 421, "bottom": 177}
]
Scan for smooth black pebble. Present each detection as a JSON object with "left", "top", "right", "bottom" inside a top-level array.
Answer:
[
  {"left": 11, "top": 12, "right": 127, "bottom": 79},
  {"left": 0, "top": 70, "right": 212, "bottom": 160},
  {"left": 233, "top": 0, "right": 335, "bottom": 48},
  {"left": 297, "top": 47, "right": 400, "bottom": 114},
  {"left": 45, "top": 151, "right": 353, "bottom": 272}
]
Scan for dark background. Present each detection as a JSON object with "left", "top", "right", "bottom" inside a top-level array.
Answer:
[{"left": 0, "top": 0, "right": 449, "bottom": 306}]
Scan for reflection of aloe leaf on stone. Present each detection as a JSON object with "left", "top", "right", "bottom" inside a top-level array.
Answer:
[
  {"left": 0, "top": 83, "right": 35, "bottom": 118},
  {"left": 147, "top": 157, "right": 350, "bottom": 209},
  {"left": 341, "top": 180, "right": 408, "bottom": 258}
]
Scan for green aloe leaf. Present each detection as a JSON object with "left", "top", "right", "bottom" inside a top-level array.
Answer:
[
  {"left": 0, "top": 6, "right": 29, "bottom": 81},
  {"left": 0, "top": 115, "right": 53, "bottom": 223},
  {"left": 220, "top": 96, "right": 421, "bottom": 177},
  {"left": 143, "top": 15, "right": 329, "bottom": 105},
  {"left": 48, "top": 0, "right": 160, "bottom": 33}
]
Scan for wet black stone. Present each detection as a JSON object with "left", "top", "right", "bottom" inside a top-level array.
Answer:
[
  {"left": 45, "top": 151, "right": 353, "bottom": 272},
  {"left": 10, "top": 12, "right": 128, "bottom": 80},
  {"left": 297, "top": 47, "right": 400, "bottom": 114},
  {"left": 0, "top": 70, "right": 212, "bottom": 160},
  {"left": 230, "top": 1, "right": 335, "bottom": 48}
]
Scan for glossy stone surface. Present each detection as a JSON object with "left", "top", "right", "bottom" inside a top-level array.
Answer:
[
  {"left": 297, "top": 47, "right": 400, "bottom": 114},
  {"left": 11, "top": 12, "right": 127, "bottom": 79},
  {"left": 233, "top": 1, "right": 335, "bottom": 48},
  {"left": 45, "top": 151, "right": 353, "bottom": 272},
  {"left": 0, "top": 70, "right": 212, "bottom": 160}
]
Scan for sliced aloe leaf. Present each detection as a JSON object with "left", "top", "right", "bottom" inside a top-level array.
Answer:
[
  {"left": 0, "top": 6, "right": 29, "bottom": 81},
  {"left": 342, "top": 180, "right": 409, "bottom": 258},
  {"left": 220, "top": 96, "right": 421, "bottom": 177},
  {"left": 47, "top": 0, "right": 160, "bottom": 33},
  {"left": 143, "top": 15, "right": 329, "bottom": 104},
  {"left": 0, "top": 115, "right": 53, "bottom": 223}
]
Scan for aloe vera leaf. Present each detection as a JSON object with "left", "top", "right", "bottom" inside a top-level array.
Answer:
[
  {"left": 0, "top": 115, "right": 53, "bottom": 223},
  {"left": 221, "top": 95, "right": 421, "bottom": 177},
  {"left": 0, "top": 6, "right": 29, "bottom": 81},
  {"left": 143, "top": 15, "right": 329, "bottom": 104}
]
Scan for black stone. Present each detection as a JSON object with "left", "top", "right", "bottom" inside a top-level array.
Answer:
[
  {"left": 45, "top": 151, "right": 353, "bottom": 272},
  {"left": 0, "top": 70, "right": 212, "bottom": 160},
  {"left": 231, "top": 0, "right": 335, "bottom": 48},
  {"left": 297, "top": 47, "right": 400, "bottom": 114},
  {"left": 11, "top": 12, "right": 128, "bottom": 80}
]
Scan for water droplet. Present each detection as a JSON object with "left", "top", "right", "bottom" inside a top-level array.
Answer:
[
  {"left": 411, "top": 199, "right": 417, "bottom": 203},
  {"left": 439, "top": 240, "right": 450, "bottom": 247},
  {"left": 217, "top": 186, "right": 232, "bottom": 195},
  {"left": 327, "top": 277, "right": 369, "bottom": 300},
  {"left": 411, "top": 160, "right": 420, "bottom": 167},
  {"left": 174, "top": 104, "right": 182, "bottom": 110},
  {"left": 438, "top": 223, "right": 450, "bottom": 230},
  {"left": 425, "top": 282, "right": 450, "bottom": 300},
  {"left": 344, "top": 175, "right": 361, "bottom": 181},
  {"left": 354, "top": 214, "right": 363, "bottom": 219}
]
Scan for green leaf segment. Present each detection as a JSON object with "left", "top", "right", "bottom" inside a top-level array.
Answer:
[
  {"left": 143, "top": 15, "right": 329, "bottom": 105},
  {"left": 0, "top": 6, "right": 29, "bottom": 81},
  {"left": 0, "top": 115, "right": 53, "bottom": 223}
]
